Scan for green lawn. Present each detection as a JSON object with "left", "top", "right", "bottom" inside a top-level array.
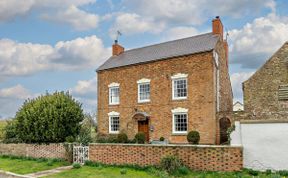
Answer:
[
  {"left": 45, "top": 166, "right": 159, "bottom": 178},
  {"left": 0, "top": 156, "right": 70, "bottom": 174},
  {"left": 0, "top": 120, "right": 7, "bottom": 140},
  {"left": 45, "top": 165, "right": 286, "bottom": 178}
]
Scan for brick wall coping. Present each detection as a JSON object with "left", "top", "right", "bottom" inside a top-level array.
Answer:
[
  {"left": 89, "top": 143, "right": 243, "bottom": 149},
  {"left": 240, "top": 120, "right": 288, "bottom": 124}
]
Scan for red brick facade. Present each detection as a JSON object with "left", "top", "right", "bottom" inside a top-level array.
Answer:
[
  {"left": 89, "top": 143, "right": 243, "bottom": 171},
  {"left": 97, "top": 18, "right": 232, "bottom": 144}
]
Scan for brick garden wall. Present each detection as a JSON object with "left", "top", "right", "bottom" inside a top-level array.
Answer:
[
  {"left": 0, "top": 143, "right": 68, "bottom": 160},
  {"left": 89, "top": 143, "right": 243, "bottom": 171}
]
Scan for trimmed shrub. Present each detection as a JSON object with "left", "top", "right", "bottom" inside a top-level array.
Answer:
[
  {"left": 5, "top": 91, "right": 84, "bottom": 143},
  {"left": 117, "top": 132, "right": 128, "bottom": 143},
  {"left": 73, "top": 163, "right": 81, "bottom": 169},
  {"left": 135, "top": 132, "right": 145, "bottom": 144},
  {"left": 160, "top": 155, "right": 182, "bottom": 174},
  {"left": 159, "top": 137, "right": 165, "bottom": 141},
  {"left": 177, "top": 166, "right": 189, "bottom": 175},
  {"left": 187, "top": 131, "right": 200, "bottom": 144},
  {"left": 47, "top": 160, "right": 53, "bottom": 166},
  {"left": 120, "top": 168, "right": 127, "bottom": 175}
]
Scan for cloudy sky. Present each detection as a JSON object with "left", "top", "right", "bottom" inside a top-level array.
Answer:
[{"left": 0, "top": 0, "right": 288, "bottom": 119}]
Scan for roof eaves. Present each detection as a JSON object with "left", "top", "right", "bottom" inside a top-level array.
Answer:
[{"left": 96, "top": 49, "right": 214, "bottom": 72}]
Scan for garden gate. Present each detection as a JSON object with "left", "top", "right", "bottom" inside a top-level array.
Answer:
[{"left": 73, "top": 146, "right": 89, "bottom": 164}]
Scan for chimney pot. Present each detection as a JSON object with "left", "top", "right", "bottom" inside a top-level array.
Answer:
[
  {"left": 212, "top": 16, "right": 223, "bottom": 40},
  {"left": 112, "top": 41, "right": 124, "bottom": 56}
]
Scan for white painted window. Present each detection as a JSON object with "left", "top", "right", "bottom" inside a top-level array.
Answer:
[
  {"left": 137, "top": 78, "right": 151, "bottom": 103},
  {"left": 172, "top": 107, "right": 188, "bottom": 134},
  {"left": 108, "top": 83, "right": 120, "bottom": 105},
  {"left": 171, "top": 73, "right": 188, "bottom": 100},
  {"left": 108, "top": 111, "right": 120, "bottom": 134}
]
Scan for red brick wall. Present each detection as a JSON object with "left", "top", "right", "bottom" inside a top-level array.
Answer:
[
  {"left": 0, "top": 143, "right": 68, "bottom": 159},
  {"left": 89, "top": 143, "right": 243, "bottom": 171},
  {"left": 97, "top": 52, "right": 218, "bottom": 144}
]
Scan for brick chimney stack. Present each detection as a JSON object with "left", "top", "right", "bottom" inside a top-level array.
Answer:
[
  {"left": 213, "top": 16, "right": 229, "bottom": 67},
  {"left": 212, "top": 16, "right": 223, "bottom": 40},
  {"left": 112, "top": 40, "right": 124, "bottom": 56}
]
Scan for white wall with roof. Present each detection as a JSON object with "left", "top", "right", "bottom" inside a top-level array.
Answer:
[{"left": 231, "top": 121, "right": 288, "bottom": 171}]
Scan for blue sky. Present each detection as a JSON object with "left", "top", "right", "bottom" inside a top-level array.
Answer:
[{"left": 0, "top": 0, "right": 288, "bottom": 119}]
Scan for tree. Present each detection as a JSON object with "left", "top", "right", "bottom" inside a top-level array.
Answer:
[{"left": 7, "top": 91, "right": 84, "bottom": 143}]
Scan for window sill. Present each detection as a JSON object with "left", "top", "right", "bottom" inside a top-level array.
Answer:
[
  {"left": 109, "top": 131, "right": 119, "bottom": 134},
  {"left": 109, "top": 103, "right": 120, "bottom": 106},
  {"left": 138, "top": 100, "right": 151, "bottom": 104},
  {"left": 172, "top": 98, "right": 187, "bottom": 101},
  {"left": 172, "top": 133, "right": 187, "bottom": 136}
]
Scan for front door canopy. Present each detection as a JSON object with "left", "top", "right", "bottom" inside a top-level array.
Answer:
[{"left": 133, "top": 112, "right": 150, "bottom": 121}]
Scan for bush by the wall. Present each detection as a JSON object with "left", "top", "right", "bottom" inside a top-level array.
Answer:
[
  {"left": 65, "top": 136, "right": 75, "bottom": 143},
  {"left": 159, "top": 137, "right": 165, "bottom": 141},
  {"left": 5, "top": 91, "right": 84, "bottom": 144},
  {"left": 73, "top": 163, "right": 81, "bottom": 169},
  {"left": 187, "top": 131, "right": 200, "bottom": 144},
  {"left": 117, "top": 132, "right": 128, "bottom": 143},
  {"left": 160, "top": 155, "right": 182, "bottom": 174},
  {"left": 135, "top": 132, "right": 145, "bottom": 144}
]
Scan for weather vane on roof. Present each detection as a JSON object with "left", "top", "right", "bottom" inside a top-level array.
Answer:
[{"left": 115, "top": 30, "right": 122, "bottom": 43}]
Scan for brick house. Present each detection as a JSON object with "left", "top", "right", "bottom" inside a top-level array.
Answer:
[
  {"left": 243, "top": 42, "right": 288, "bottom": 120},
  {"left": 96, "top": 17, "right": 233, "bottom": 144}
]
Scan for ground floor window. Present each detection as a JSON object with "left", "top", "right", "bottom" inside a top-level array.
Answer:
[
  {"left": 173, "top": 113, "right": 188, "bottom": 134},
  {"left": 109, "top": 116, "right": 120, "bottom": 133}
]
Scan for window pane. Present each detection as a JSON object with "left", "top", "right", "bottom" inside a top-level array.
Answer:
[
  {"left": 139, "top": 83, "right": 150, "bottom": 101},
  {"left": 174, "top": 79, "right": 187, "bottom": 98},
  {"left": 110, "top": 87, "right": 119, "bottom": 104},
  {"left": 174, "top": 114, "right": 187, "bottom": 132},
  {"left": 110, "top": 116, "right": 119, "bottom": 132}
]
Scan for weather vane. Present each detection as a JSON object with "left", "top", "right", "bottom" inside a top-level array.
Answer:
[{"left": 115, "top": 30, "right": 122, "bottom": 43}]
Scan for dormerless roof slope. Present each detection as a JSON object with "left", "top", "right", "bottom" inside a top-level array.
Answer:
[{"left": 97, "top": 32, "right": 219, "bottom": 71}]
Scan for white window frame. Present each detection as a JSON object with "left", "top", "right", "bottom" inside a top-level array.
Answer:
[
  {"left": 108, "top": 82, "right": 120, "bottom": 105},
  {"left": 171, "top": 73, "right": 188, "bottom": 100},
  {"left": 108, "top": 111, "right": 120, "bottom": 134},
  {"left": 171, "top": 107, "right": 188, "bottom": 134},
  {"left": 137, "top": 78, "right": 151, "bottom": 103}
]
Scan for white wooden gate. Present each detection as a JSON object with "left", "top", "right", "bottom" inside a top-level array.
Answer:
[{"left": 73, "top": 146, "right": 89, "bottom": 164}]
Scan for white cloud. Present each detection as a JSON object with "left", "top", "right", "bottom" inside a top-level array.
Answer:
[
  {"left": 229, "top": 13, "right": 288, "bottom": 69},
  {"left": 0, "top": 0, "right": 34, "bottom": 21},
  {"left": 0, "top": 85, "right": 34, "bottom": 118},
  {"left": 70, "top": 76, "right": 97, "bottom": 114},
  {"left": 109, "top": 13, "right": 165, "bottom": 38},
  {"left": 0, "top": 0, "right": 98, "bottom": 30},
  {"left": 0, "top": 85, "right": 32, "bottom": 99},
  {"left": 123, "top": 0, "right": 275, "bottom": 26},
  {"left": 231, "top": 72, "right": 254, "bottom": 102},
  {"left": 70, "top": 76, "right": 97, "bottom": 97},
  {"left": 163, "top": 26, "right": 199, "bottom": 41},
  {"left": 0, "top": 36, "right": 110, "bottom": 79},
  {"left": 42, "top": 5, "right": 99, "bottom": 31}
]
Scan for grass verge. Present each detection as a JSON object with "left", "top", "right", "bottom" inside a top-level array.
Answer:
[{"left": 0, "top": 155, "right": 70, "bottom": 174}]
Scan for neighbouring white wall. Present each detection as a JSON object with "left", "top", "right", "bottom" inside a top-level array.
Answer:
[{"left": 231, "top": 121, "right": 288, "bottom": 171}]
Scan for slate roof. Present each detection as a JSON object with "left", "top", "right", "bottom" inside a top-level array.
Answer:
[{"left": 97, "top": 32, "right": 219, "bottom": 71}]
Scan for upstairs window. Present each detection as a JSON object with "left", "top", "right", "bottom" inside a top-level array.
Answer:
[
  {"left": 108, "top": 83, "right": 120, "bottom": 105},
  {"left": 137, "top": 78, "right": 151, "bottom": 103},
  {"left": 171, "top": 73, "right": 188, "bottom": 100}
]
